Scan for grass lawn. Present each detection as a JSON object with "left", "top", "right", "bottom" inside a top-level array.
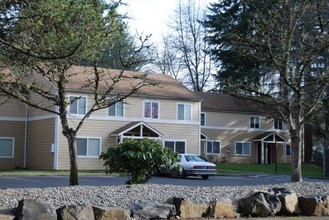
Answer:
[{"left": 217, "top": 162, "right": 326, "bottom": 178}]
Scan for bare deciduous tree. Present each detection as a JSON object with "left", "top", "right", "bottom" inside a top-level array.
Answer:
[{"left": 0, "top": 0, "right": 153, "bottom": 185}]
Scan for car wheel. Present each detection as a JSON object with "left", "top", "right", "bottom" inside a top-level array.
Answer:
[
  {"left": 201, "top": 175, "right": 209, "bottom": 180},
  {"left": 178, "top": 170, "right": 186, "bottom": 179}
]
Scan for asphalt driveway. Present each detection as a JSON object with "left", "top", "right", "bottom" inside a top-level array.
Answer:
[{"left": 0, "top": 174, "right": 327, "bottom": 188}]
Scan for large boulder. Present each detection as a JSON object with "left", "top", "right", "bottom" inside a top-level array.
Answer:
[
  {"left": 167, "top": 197, "right": 209, "bottom": 218},
  {"left": 14, "top": 199, "right": 57, "bottom": 220},
  {"left": 298, "top": 195, "right": 329, "bottom": 216},
  {"left": 130, "top": 200, "right": 176, "bottom": 220},
  {"left": 209, "top": 197, "right": 239, "bottom": 218},
  {"left": 56, "top": 205, "right": 95, "bottom": 220},
  {"left": 93, "top": 206, "right": 131, "bottom": 220},
  {"left": 239, "top": 190, "right": 282, "bottom": 217},
  {"left": 270, "top": 188, "right": 300, "bottom": 216}
]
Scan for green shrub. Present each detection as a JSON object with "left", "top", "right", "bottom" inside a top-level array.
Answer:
[{"left": 99, "top": 138, "right": 180, "bottom": 184}]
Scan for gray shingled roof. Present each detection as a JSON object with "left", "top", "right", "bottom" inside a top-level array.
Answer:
[
  {"left": 67, "top": 66, "right": 200, "bottom": 101},
  {"left": 195, "top": 92, "right": 264, "bottom": 114}
]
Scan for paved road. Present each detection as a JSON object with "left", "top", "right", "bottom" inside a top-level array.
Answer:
[{"left": 0, "top": 174, "right": 327, "bottom": 189}]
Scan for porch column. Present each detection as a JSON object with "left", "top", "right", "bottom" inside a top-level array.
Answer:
[{"left": 261, "top": 141, "right": 265, "bottom": 164}]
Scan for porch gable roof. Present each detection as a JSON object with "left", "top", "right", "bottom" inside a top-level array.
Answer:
[
  {"left": 110, "top": 121, "right": 164, "bottom": 138},
  {"left": 253, "top": 131, "right": 287, "bottom": 143}
]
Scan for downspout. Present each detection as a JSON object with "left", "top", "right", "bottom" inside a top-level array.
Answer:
[
  {"left": 24, "top": 106, "right": 28, "bottom": 168},
  {"left": 53, "top": 111, "right": 59, "bottom": 170}
]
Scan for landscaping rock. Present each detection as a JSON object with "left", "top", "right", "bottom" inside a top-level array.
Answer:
[
  {"left": 209, "top": 197, "right": 239, "bottom": 218},
  {"left": 178, "top": 200, "right": 209, "bottom": 218},
  {"left": 239, "top": 190, "right": 282, "bottom": 217},
  {"left": 93, "top": 206, "right": 131, "bottom": 220},
  {"left": 56, "top": 205, "right": 94, "bottom": 220},
  {"left": 14, "top": 199, "right": 57, "bottom": 220},
  {"left": 298, "top": 195, "right": 329, "bottom": 216},
  {"left": 270, "top": 188, "right": 300, "bottom": 215},
  {"left": 130, "top": 200, "right": 176, "bottom": 220}
]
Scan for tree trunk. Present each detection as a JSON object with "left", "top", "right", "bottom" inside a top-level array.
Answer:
[
  {"left": 65, "top": 130, "right": 79, "bottom": 186},
  {"left": 290, "top": 128, "right": 303, "bottom": 182}
]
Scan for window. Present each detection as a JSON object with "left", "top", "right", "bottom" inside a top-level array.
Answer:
[
  {"left": 200, "top": 113, "right": 206, "bottom": 126},
  {"left": 250, "top": 116, "right": 260, "bottom": 128},
  {"left": 285, "top": 144, "right": 291, "bottom": 156},
  {"left": 77, "top": 137, "right": 101, "bottom": 157},
  {"left": 274, "top": 119, "right": 283, "bottom": 130},
  {"left": 69, "top": 96, "right": 86, "bottom": 115},
  {"left": 235, "top": 142, "right": 251, "bottom": 156},
  {"left": 0, "top": 138, "right": 14, "bottom": 158},
  {"left": 144, "top": 101, "right": 159, "bottom": 119},
  {"left": 177, "top": 104, "right": 191, "bottom": 121},
  {"left": 207, "top": 140, "right": 220, "bottom": 154},
  {"left": 108, "top": 101, "right": 124, "bottom": 117},
  {"left": 164, "top": 141, "right": 186, "bottom": 153}
]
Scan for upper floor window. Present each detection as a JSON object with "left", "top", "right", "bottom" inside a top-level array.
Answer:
[
  {"left": 144, "top": 101, "right": 159, "bottom": 119},
  {"left": 177, "top": 103, "right": 191, "bottom": 121},
  {"left": 108, "top": 101, "right": 124, "bottom": 117},
  {"left": 285, "top": 143, "right": 291, "bottom": 156},
  {"left": 200, "top": 113, "right": 206, "bottom": 126},
  {"left": 164, "top": 140, "right": 186, "bottom": 154},
  {"left": 207, "top": 140, "right": 220, "bottom": 154},
  {"left": 235, "top": 142, "right": 251, "bottom": 156},
  {"left": 0, "top": 138, "right": 14, "bottom": 158},
  {"left": 77, "top": 137, "right": 101, "bottom": 157},
  {"left": 250, "top": 116, "right": 260, "bottom": 129},
  {"left": 274, "top": 119, "right": 283, "bottom": 130},
  {"left": 69, "top": 96, "right": 86, "bottom": 115}
]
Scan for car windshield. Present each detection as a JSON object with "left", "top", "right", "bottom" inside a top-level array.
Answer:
[{"left": 184, "top": 155, "right": 206, "bottom": 162}]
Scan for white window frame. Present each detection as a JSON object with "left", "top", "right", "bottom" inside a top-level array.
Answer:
[
  {"left": 200, "top": 112, "right": 206, "bottom": 126},
  {"left": 285, "top": 143, "right": 291, "bottom": 157},
  {"left": 68, "top": 95, "right": 87, "bottom": 115},
  {"left": 143, "top": 100, "right": 160, "bottom": 119},
  {"left": 177, "top": 103, "right": 192, "bottom": 121},
  {"left": 164, "top": 140, "right": 186, "bottom": 154},
  {"left": 274, "top": 119, "right": 283, "bottom": 130},
  {"left": 0, "top": 137, "right": 14, "bottom": 158},
  {"left": 206, "top": 140, "right": 221, "bottom": 155},
  {"left": 108, "top": 100, "right": 124, "bottom": 117},
  {"left": 250, "top": 116, "right": 260, "bottom": 129},
  {"left": 76, "top": 137, "right": 101, "bottom": 158},
  {"left": 235, "top": 141, "right": 251, "bottom": 156}
]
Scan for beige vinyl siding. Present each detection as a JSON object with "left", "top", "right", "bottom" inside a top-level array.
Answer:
[
  {"left": 204, "top": 111, "right": 283, "bottom": 131},
  {"left": 27, "top": 119, "right": 55, "bottom": 169},
  {"left": 27, "top": 93, "right": 56, "bottom": 118},
  {"left": 57, "top": 119, "right": 200, "bottom": 170},
  {"left": 202, "top": 128, "right": 290, "bottom": 163},
  {"left": 0, "top": 121, "right": 25, "bottom": 169},
  {"left": 0, "top": 96, "right": 26, "bottom": 118},
  {"left": 73, "top": 96, "right": 200, "bottom": 123}
]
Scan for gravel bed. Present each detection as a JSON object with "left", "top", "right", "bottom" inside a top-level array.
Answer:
[{"left": 0, "top": 181, "right": 328, "bottom": 209}]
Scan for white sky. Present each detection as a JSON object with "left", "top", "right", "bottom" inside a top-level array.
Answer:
[{"left": 121, "top": 0, "right": 212, "bottom": 44}]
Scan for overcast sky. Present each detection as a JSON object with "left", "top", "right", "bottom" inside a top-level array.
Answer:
[{"left": 121, "top": 0, "right": 212, "bottom": 44}]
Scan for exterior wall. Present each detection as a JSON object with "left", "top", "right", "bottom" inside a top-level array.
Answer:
[
  {"left": 26, "top": 118, "right": 55, "bottom": 169},
  {"left": 56, "top": 96, "right": 201, "bottom": 170},
  {"left": 0, "top": 121, "right": 25, "bottom": 169},
  {"left": 0, "top": 95, "right": 26, "bottom": 168},
  {"left": 201, "top": 110, "right": 291, "bottom": 164}
]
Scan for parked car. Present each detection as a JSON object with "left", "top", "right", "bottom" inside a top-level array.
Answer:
[{"left": 176, "top": 154, "right": 217, "bottom": 179}]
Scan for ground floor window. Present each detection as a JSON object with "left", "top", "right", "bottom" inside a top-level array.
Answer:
[
  {"left": 285, "top": 143, "right": 291, "bottom": 156},
  {"left": 164, "top": 140, "right": 186, "bottom": 154},
  {"left": 235, "top": 142, "right": 251, "bottom": 156},
  {"left": 0, "top": 138, "right": 14, "bottom": 158},
  {"left": 77, "top": 137, "right": 101, "bottom": 157},
  {"left": 207, "top": 140, "right": 220, "bottom": 154}
]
